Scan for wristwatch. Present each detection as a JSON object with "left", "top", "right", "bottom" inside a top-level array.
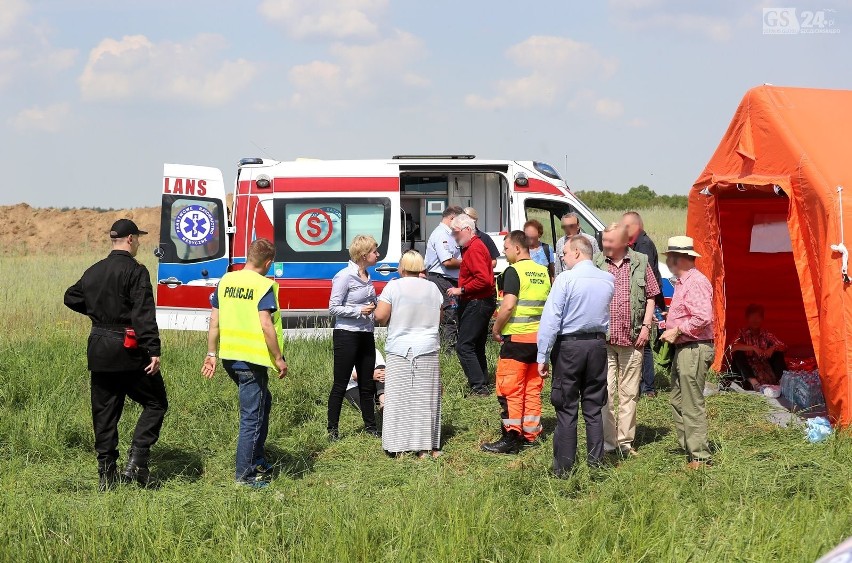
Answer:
[
  {"left": 460, "top": 286, "right": 466, "bottom": 294},
  {"left": 206, "top": 352, "right": 217, "bottom": 358}
]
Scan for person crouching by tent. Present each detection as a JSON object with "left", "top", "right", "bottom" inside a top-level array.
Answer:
[
  {"left": 659, "top": 236, "right": 714, "bottom": 470},
  {"left": 729, "top": 304, "right": 787, "bottom": 391}
]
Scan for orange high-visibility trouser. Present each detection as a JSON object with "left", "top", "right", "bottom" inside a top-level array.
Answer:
[{"left": 495, "top": 358, "right": 543, "bottom": 441}]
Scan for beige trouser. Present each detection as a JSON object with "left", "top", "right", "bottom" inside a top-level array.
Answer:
[{"left": 603, "top": 344, "right": 643, "bottom": 450}]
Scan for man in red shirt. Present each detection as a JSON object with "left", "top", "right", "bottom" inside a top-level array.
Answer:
[
  {"left": 447, "top": 213, "right": 496, "bottom": 396},
  {"left": 659, "top": 236, "right": 714, "bottom": 469}
]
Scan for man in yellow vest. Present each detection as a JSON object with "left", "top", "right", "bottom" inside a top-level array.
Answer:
[
  {"left": 483, "top": 230, "right": 552, "bottom": 454},
  {"left": 202, "top": 238, "right": 288, "bottom": 488}
]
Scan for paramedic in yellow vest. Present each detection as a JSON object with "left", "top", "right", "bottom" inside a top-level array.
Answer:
[
  {"left": 483, "top": 230, "right": 552, "bottom": 454},
  {"left": 202, "top": 238, "right": 288, "bottom": 488}
]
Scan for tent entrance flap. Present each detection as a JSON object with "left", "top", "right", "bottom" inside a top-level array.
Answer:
[{"left": 717, "top": 194, "right": 813, "bottom": 358}]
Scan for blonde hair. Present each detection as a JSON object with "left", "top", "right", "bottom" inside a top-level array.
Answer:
[
  {"left": 349, "top": 235, "right": 378, "bottom": 263},
  {"left": 603, "top": 221, "right": 628, "bottom": 240},
  {"left": 398, "top": 250, "right": 425, "bottom": 275}
]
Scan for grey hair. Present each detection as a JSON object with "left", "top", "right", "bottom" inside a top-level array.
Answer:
[
  {"left": 450, "top": 213, "right": 476, "bottom": 232},
  {"left": 561, "top": 212, "right": 580, "bottom": 222}
]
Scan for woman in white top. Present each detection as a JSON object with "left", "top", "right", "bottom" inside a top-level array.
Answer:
[{"left": 375, "top": 250, "right": 445, "bottom": 458}]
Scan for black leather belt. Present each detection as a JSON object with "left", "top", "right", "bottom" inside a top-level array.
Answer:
[
  {"left": 556, "top": 332, "right": 605, "bottom": 342},
  {"left": 675, "top": 339, "right": 714, "bottom": 349}
]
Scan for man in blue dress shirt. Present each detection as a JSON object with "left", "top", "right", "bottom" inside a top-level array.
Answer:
[{"left": 537, "top": 235, "right": 615, "bottom": 477}]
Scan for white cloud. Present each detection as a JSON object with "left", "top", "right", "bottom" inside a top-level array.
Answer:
[
  {"left": 0, "top": 0, "right": 29, "bottom": 40},
  {"left": 284, "top": 29, "right": 427, "bottom": 117},
  {"left": 10, "top": 102, "right": 70, "bottom": 133},
  {"left": 609, "top": 0, "right": 736, "bottom": 41},
  {"left": 594, "top": 98, "right": 624, "bottom": 119},
  {"left": 259, "top": 0, "right": 387, "bottom": 41},
  {"left": 0, "top": 1, "right": 77, "bottom": 90},
  {"left": 78, "top": 34, "right": 260, "bottom": 106},
  {"left": 465, "top": 36, "right": 619, "bottom": 111}
]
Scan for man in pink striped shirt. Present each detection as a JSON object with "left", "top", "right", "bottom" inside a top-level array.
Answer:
[{"left": 659, "top": 236, "right": 714, "bottom": 469}]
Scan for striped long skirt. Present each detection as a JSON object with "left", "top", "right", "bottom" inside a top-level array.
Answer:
[{"left": 381, "top": 350, "right": 442, "bottom": 453}]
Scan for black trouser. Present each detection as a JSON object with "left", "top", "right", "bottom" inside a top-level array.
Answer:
[
  {"left": 732, "top": 350, "right": 786, "bottom": 388},
  {"left": 550, "top": 337, "right": 608, "bottom": 476},
  {"left": 455, "top": 297, "right": 496, "bottom": 391},
  {"left": 90, "top": 370, "right": 168, "bottom": 464},
  {"left": 426, "top": 273, "right": 458, "bottom": 347},
  {"left": 328, "top": 330, "right": 377, "bottom": 432}
]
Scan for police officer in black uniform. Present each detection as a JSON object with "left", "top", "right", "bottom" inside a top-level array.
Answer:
[{"left": 64, "top": 219, "right": 168, "bottom": 491}]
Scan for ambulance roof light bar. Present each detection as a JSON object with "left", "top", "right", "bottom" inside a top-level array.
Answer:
[
  {"left": 239, "top": 157, "right": 265, "bottom": 166},
  {"left": 392, "top": 155, "right": 475, "bottom": 160}
]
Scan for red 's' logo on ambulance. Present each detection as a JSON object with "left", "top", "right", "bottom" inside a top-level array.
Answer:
[{"left": 163, "top": 178, "right": 207, "bottom": 196}]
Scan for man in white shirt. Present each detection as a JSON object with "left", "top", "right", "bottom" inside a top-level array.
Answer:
[
  {"left": 424, "top": 205, "right": 464, "bottom": 347},
  {"left": 554, "top": 212, "right": 600, "bottom": 276}
]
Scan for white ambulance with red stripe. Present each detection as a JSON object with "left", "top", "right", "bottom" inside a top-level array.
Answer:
[{"left": 155, "top": 155, "right": 607, "bottom": 330}]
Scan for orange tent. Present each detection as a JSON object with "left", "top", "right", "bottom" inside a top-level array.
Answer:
[{"left": 688, "top": 85, "right": 852, "bottom": 427}]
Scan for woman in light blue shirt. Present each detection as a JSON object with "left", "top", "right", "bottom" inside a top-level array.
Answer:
[
  {"left": 327, "top": 235, "right": 380, "bottom": 441},
  {"left": 375, "top": 250, "right": 445, "bottom": 458}
]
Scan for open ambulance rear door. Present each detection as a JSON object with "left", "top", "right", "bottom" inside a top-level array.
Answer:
[{"left": 155, "top": 164, "right": 230, "bottom": 330}]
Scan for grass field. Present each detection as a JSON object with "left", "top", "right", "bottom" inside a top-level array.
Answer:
[{"left": 2, "top": 208, "right": 852, "bottom": 562}]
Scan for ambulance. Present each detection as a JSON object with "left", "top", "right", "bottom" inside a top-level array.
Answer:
[{"left": 155, "top": 155, "right": 632, "bottom": 330}]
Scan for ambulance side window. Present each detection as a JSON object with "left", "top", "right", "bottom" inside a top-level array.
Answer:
[
  {"left": 273, "top": 198, "right": 391, "bottom": 262},
  {"left": 160, "top": 196, "right": 225, "bottom": 263}
]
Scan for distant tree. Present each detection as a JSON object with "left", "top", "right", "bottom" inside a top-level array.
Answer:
[{"left": 575, "top": 185, "right": 687, "bottom": 210}]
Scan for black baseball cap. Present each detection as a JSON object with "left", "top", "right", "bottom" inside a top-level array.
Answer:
[{"left": 109, "top": 219, "right": 148, "bottom": 239}]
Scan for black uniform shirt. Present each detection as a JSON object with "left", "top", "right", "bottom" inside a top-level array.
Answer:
[{"left": 64, "top": 250, "right": 161, "bottom": 372}]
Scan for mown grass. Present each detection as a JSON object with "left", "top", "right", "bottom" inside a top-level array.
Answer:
[{"left": 2, "top": 216, "right": 852, "bottom": 562}]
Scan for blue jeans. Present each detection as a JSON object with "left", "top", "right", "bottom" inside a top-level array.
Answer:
[
  {"left": 223, "top": 361, "right": 272, "bottom": 483},
  {"left": 640, "top": 344, "right": 656, "bottom": 394}
]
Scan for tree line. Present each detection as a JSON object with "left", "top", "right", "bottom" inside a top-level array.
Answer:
[{"left": 574, "top": 185, "right": 687, "bottom": 210}]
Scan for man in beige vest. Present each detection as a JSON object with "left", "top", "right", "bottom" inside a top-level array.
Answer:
[{"left": 594, "top": 223, "right": 660, "bottom": 457}]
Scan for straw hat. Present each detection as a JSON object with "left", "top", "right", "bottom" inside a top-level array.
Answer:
[{"left": 662, "top": 235, "right": 701, "bottom": 258}]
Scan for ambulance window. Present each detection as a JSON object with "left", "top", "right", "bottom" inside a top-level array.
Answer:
[
  {"left": 346, "top": 204, "right": 386, "bottom": 248},
  {"left": 272, "top": 198, "right": 391, "bottom": 263},
  {"left": 161, "top": 196, "right": 225, "bottom": 263},
  {"left": 283, "top": 203, "right": 343, "bottom": 253},
  {"left": 524, "top": 199, "right": 570, "bottom": 247}
]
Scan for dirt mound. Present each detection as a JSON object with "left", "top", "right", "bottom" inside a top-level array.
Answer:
[{"left": 0, "top": 203, "right": 161, "bottom": 254}]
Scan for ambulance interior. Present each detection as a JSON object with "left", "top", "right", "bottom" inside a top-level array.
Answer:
[{"left": 399, "top": 172, "right": 599, "bottom": 256}]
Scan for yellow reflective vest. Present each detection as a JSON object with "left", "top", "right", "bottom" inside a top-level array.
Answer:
[
  {"left": 217, "top": 269, "right": 283, "bottom": 368},
  {"left": 502, "top": 259, "right": 551, "bottom": 335}
]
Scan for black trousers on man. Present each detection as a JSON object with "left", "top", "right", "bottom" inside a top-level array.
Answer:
[
  {"left": 456, "top": 297, "right": 496, "bottom": 392},
  {"left": 550, "top": 335, "right": 608, "bottom": 476},
  {"left": 91, "top": 370, "right": 168, "bottom": 464},
  {"left": 732, "top": 350, "right": 786, "bottom": 388}
]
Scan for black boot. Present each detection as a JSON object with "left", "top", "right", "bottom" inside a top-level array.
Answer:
[
  {"left": 122, "top": 447, "right": 151, "bottom": 487},
  {"left": 98, "top": 459, "right": 119, "bottom": 492},
  {"left": 481, "top": 430, "right": 521, "bottom": 454}
]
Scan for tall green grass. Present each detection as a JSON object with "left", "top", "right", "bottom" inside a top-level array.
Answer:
[{"left": 1, "top": 217, "right": 851, "bottom": 562}]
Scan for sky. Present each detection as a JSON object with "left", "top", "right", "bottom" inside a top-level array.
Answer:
[{"left": 1, "top": 0, "right": 850, "bottom": 208}]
